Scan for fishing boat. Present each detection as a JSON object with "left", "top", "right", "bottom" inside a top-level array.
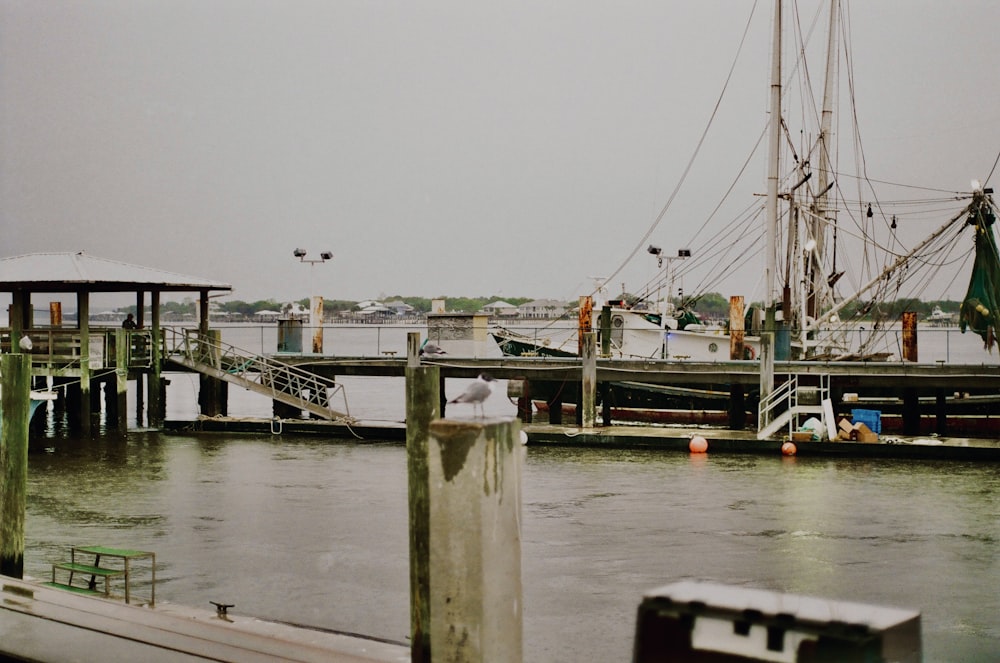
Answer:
[
  {"left": 926, "top": 306, "right": 956, "bottom": 326},
  {"left": 492, "top": 0, "right": 1000, "bottom": 420}
]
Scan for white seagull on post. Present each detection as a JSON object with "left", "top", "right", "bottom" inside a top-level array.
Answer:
[
  {"left": 419, "top": 341, "right": 447, "bottom": 359},
  {"left": 447, "top": 374, "right": 496, "bottom": 417}
]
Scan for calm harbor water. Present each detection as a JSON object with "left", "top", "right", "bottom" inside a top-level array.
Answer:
[{"left": 18, "top": 324, "right": 1000, "bottom": 661}]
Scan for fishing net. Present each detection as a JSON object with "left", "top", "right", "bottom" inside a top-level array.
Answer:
[{"left": 959, "top": 197, "right": 1000, "bottom": 351}]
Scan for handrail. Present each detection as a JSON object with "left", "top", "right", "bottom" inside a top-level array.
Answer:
[
  {"left": 758, "top": 373, "right": 831, "bottom": 438},
  {"left": 163, "top": 327, "right": 349, "bottom": 416}
]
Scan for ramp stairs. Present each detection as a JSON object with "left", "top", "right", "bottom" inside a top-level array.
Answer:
[
  {"left": 165, "top": 329, "right": 348, "bottom": 420},
  {"left": 757, "top": 374, "right": 831, "bottom": 440}
]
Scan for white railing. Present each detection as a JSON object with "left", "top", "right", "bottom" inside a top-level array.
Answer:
[{"left": 164, "top": 327, "right": 349, "bottom": 418}]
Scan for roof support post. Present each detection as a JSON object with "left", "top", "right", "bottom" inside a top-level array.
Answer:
[
  {"left": 77, "top": 291, "right": 92, "bottom": 436},
  {"left": 149, "top": 291, "right": 163, "bottom": 427}
]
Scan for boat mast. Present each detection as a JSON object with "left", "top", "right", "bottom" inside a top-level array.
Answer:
[
  {"left": 807, "top": 0, "right": 839, "bottom": 338},
  {"left": 760, "top": 0, "right": 782, "bottom": 403}
]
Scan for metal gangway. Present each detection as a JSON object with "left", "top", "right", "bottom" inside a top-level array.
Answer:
[{"left": 165, "top": 328, "right": 348, "bottom": 420}]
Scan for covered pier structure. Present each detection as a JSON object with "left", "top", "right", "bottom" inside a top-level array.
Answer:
[{"left": 0, "top": 252, "right": 231, "bottom": 435}]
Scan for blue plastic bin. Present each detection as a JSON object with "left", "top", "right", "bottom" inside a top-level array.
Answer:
[{"left": 851, "top": 408, "right": 882, "bottom": 434}]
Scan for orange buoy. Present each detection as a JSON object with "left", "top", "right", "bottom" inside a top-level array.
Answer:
[
  {"left": 781, "top": 441, "right": 797, "bottom": 456},
  {"left": 689, "top": 435, "right": 709, "bottom": 453}
]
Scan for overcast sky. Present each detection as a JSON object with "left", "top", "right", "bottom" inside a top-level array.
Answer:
[{"left": 3, "top": 1, "right": 999, "bottom": 304}]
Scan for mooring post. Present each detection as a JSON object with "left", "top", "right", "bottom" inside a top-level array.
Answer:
[
  {"left": 1, "top": 353, "right": 31, "bottom": 578},
  {"left": 728, "top": 295, "right": 746, "bottom": 429},
  {"left": 901, "top": 311, "right": 918, "bottom": 362},
  {"left": 427, "top": 417, "right": 523, "bottom": 663},
  {"left": 581, "top": 331, "right": 597, "bottom": 427},
  {"left": 405, "top": 342, "right": 440, "bottom": 663},
  {"left": 115, "top": 328, "right": 129, "bottom": 432},
  {"left": 198, "top": 330, "right": 226, "bottom": 417},
  {"left": 600, "top": 305, "right": 611, "bottom": 357},
  {"left": 516, "top": 378, "right": 532, "bottom": 423}
]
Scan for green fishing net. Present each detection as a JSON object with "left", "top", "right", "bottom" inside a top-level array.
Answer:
[{"left": 960, "top": 197, "right": 1000, "bottom": 350}]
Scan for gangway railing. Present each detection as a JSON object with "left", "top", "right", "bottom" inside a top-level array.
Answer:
[
  {"left": 757, "top": 373, "right": 830, "bottom": 440},
  {"left": 164, "top": 328, "right": 348, "bottom": 420}
]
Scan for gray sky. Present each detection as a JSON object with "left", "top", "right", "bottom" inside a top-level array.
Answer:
[{"left": 3, "top": 1, "right": 999, "bottom": 304}]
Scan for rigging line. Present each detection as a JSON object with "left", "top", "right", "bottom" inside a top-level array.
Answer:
[
  {"left": 984, "top": 148, "right": 1000, "bottom": 187},
  {"left": 593, "top": 0, "right": 760, "bottom": 296},
  {"left": 832, "top": 171, "right": 968, "bottom": 196}
]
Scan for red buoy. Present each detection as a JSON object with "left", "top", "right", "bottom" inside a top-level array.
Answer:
[
  {"left": 781, "top": 442, "right": 797, "bottom": 456},
  {"left": 689, "top": 435, "right": 709, "bottom": 453}
]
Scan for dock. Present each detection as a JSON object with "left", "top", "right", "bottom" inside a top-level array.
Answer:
[
  {"left": 0, "top": 577, "right": 409, "bottom": 663},
  {"left": 163, "top": 416, "right": 1000, "bottom": 461}
]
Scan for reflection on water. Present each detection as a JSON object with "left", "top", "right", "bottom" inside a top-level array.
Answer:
[{"left": 25, "top": 434, "right": 1000, "bottom": 661}]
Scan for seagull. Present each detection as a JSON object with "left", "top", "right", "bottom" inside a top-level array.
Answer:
[
  {"left": 419, "top": 341, "right": 447, "bottom": 358},
  {"left": 447, "top": 374, "right": 496, "bottom": 417}
]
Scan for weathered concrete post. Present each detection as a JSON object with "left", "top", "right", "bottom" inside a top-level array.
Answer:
[
  {"left": 115, "top": 329, "right": 129, "bottom": 432},
  {"left": 581, "top": 331, "right": 597, "bottom": 428},
  {"left": 1, "top": 353, "right": 31, "bottom": 578},
  {"left": 406, "top": 332, "right": 439, "bottom": 662},
  {"left": 427, "top": 417, "right": 523, "bottom": 663}
]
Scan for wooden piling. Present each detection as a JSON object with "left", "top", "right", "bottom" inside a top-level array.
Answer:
[
  {"left": 581, "top": 331, "right": 597, "bottom": 428},
  {"left": 729, "top": 295, "right": 745, "bottom": 360},
  {"left": 728, "top": 296, "right": 746, "bottom": 429},
  {"left": 577, "top": 295, "right": 593, "bottom": 356},
  {"left": 148, "top": 291, "right": 164, "bottom": 427},
  {"left": 901, "top": 311, "right": 918, "bottom": 362},
  {"left": 600, "top": 305, "right": 611, "bottom": 357},
  {"left": 77, "top": 292, "right": 92, "bottom": 436},
  {"left": 49, "top": 301, "right": 62, "bottom": 326},
  {"left": 426, "top": 417, "right": 523, "bottom": 663},
  {"left": 406, "top": 333, "right": 440, "bottom": 663},
  {"left": 198, "top": 330, "right": 227, "bottom": 417},
  {"left": 1, "top": 353, "right": 31, "bottom": 578},
  {"left": 115, "top": 329, "right": 129, "bottom": 432},
  {"left": 516, "top": 378, "right": 532, "bottom": 423}
]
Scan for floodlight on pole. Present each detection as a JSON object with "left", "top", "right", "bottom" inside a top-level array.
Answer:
[{"left": 293, "top": 249, "right": 334, "bottom": 353}]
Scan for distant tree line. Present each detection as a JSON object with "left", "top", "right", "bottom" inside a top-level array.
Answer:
[
  {"left": 121, "top": 295, "right": 535, "bottom": 317},
  {"left": 121, "top": 293, "right": 961, "bottom": 320}
]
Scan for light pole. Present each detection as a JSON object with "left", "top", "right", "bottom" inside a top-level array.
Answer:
[
  {"left": 293, "top": 248, "right": 333, "bottom": 354},
  {"left": 647, "top": 246, "right": 691, "bottom": 358}
]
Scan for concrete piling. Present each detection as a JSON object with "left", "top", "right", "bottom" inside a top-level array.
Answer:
[
  {"left": 1, "top": 353, "right": 31, "bottom": 578},
  {"left": 406, "top": 352, "right": 523, "bottom": 663},
  {"left": 426, "top": 417, "right": 523, "bottom": 663}
]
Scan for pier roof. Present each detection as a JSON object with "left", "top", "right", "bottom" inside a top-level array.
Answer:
[{"left": 0, "top": 252, "right": 232, "bottom": 293}]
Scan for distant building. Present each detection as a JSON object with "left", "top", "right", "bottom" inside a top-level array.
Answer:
[
  {"left": 518, "top": 299, "right": 569, "bottom": 319},
  {"left": 482, "top": 300, "right": 519, "bottom": 317},
  {"left": 384, "top": 300, "right": 415, "bottom": 316}
]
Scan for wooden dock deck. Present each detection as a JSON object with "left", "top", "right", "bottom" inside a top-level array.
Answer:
[{"left": 0, "top": 577, "right": 409, "bottom": 663}]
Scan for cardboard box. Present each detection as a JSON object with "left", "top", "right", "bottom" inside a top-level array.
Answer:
[
  {"left": 837, "top": 418, "right": 853, "bottom": 441},
  {"left": 791, "top": 431, "right": 813, "bottom": 443},
  {"left": 850, "top": 422, "right": 879, "bottom": 443}
]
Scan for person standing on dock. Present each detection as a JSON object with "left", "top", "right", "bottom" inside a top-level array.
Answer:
[{"left": 122, "top": 313, "right": 137, "bottom": 329}]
